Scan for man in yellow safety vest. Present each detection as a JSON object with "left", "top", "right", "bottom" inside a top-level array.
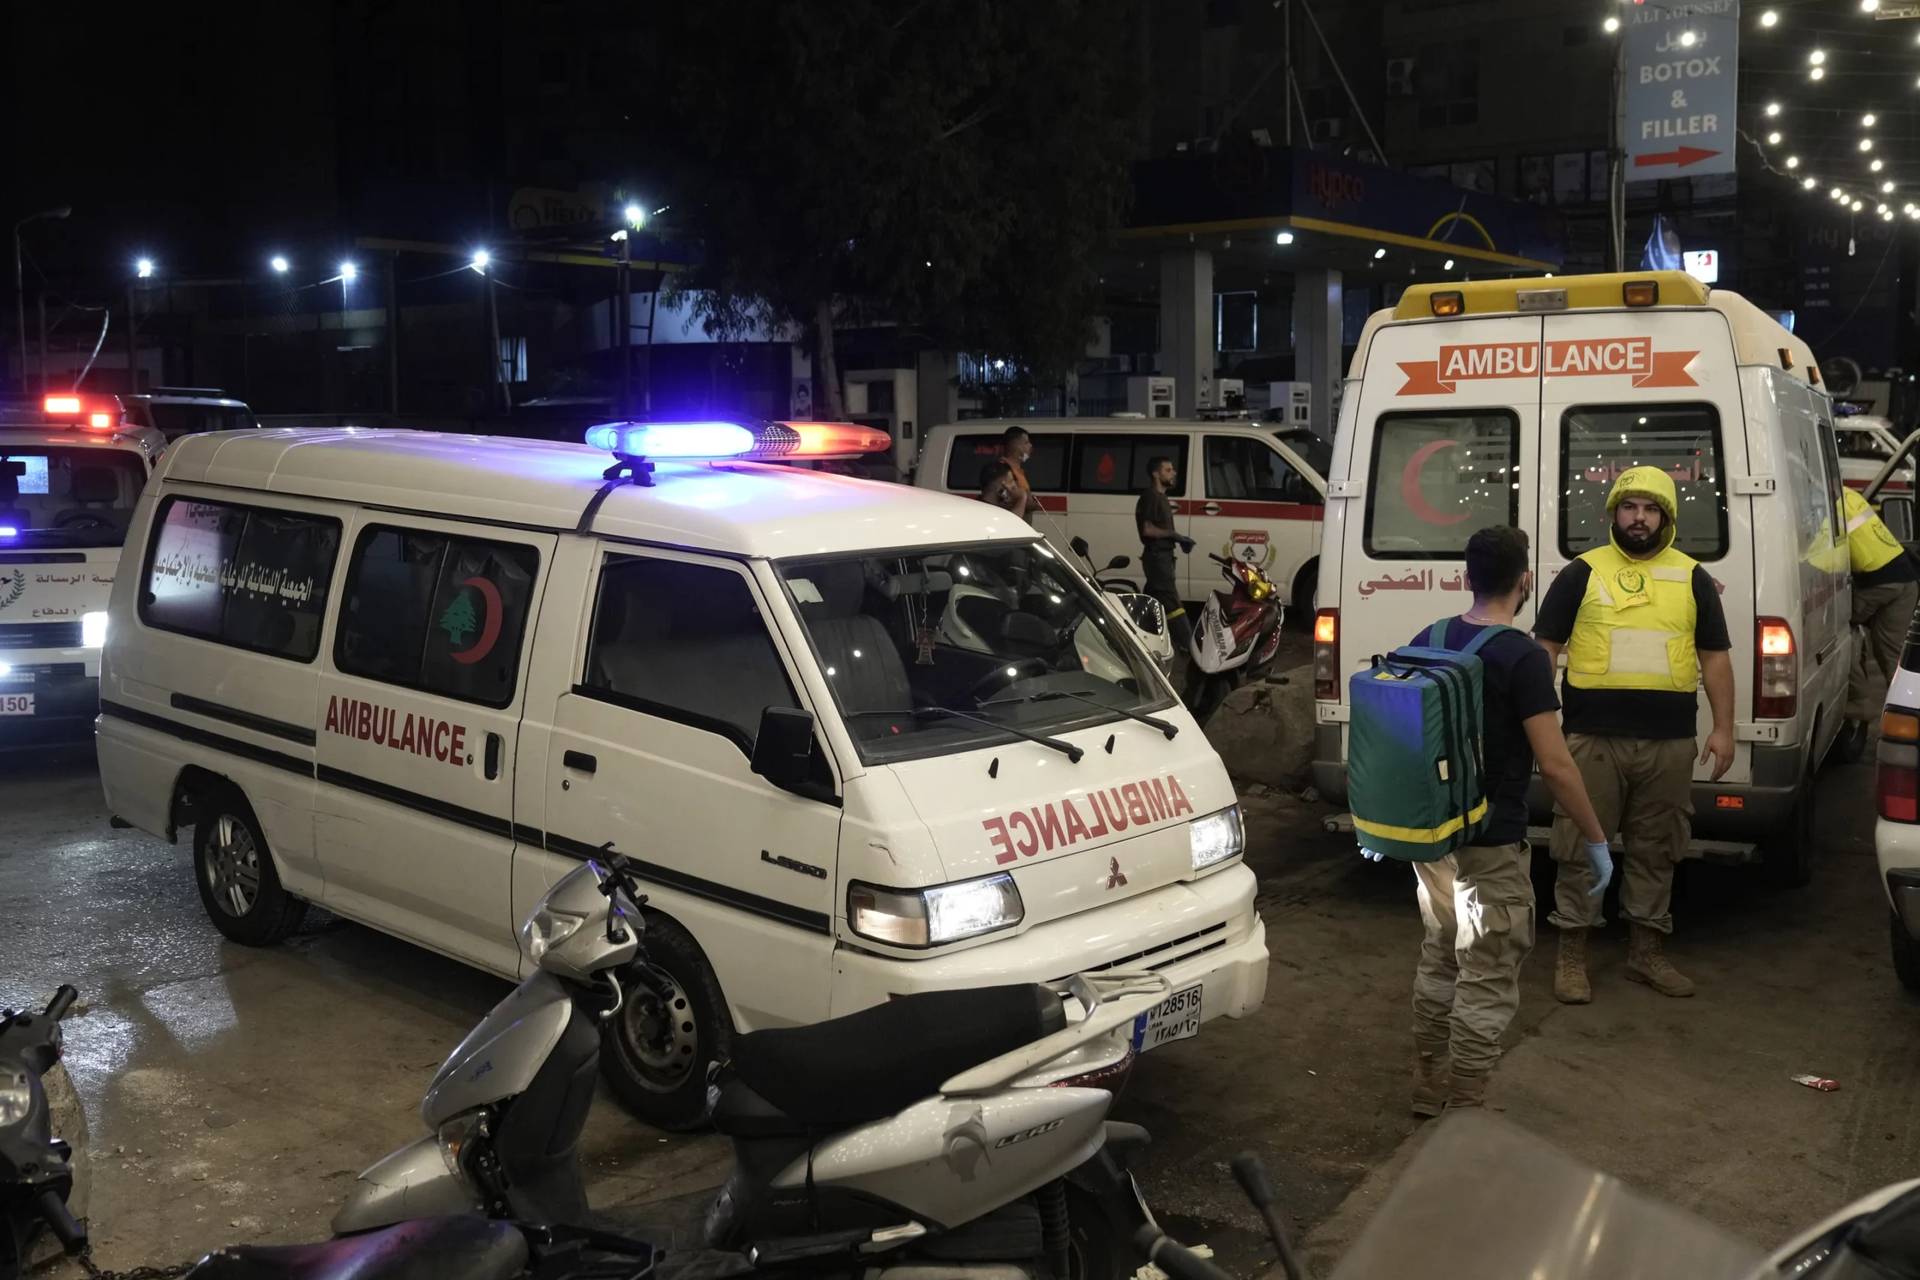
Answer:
[
  {"left": 1533, "top": 466, "right": 1736, "bottom": 1003},
  {"left": 1841, "top": 487, "right": 1919, "bottom": 756}
]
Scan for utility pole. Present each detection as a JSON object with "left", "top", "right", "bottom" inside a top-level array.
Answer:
[
  {"left": 486, "top": 268, "right": 510, "bottom": 413},
  {"left": 124, "top": 282, "right": 138, "bottom": 394},
  {"left": 1609, "top": 34, "right": 1626, "bottom": 272},
  {"left": 386, "top": 252, "right": 401, "bottom": 418},
  {"left": 1282, "top": 0, "right": 1292, "bottom": 148},
  {"left": 616, "top": 230, "right": 632, "bottom": 418}
]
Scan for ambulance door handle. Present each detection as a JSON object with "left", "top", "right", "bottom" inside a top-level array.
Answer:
[
  {"left": 1202, "top": 502, "right": 1222, "bottom": 516},
  {"left": 485, "top": 733, "right": 503, "bottom": 780},
  {"left": 563, "top": 750, "right": 598, "bottom": 775}
]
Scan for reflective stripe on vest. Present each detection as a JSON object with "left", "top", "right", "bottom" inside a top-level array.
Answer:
[
  {"left": 1844, "top": 489, "right": 1904, "bottom": 575},
  {"left": 1565, "top": 543, "right": 1700, "bottom": 692}
]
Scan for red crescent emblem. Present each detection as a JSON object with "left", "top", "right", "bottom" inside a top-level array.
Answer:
[
  {"left": 449, "top": 576, "right": 504, "bottom": 665},
  {"left": 1400, "top": 439, "right": 1471, "bottom": 527}
]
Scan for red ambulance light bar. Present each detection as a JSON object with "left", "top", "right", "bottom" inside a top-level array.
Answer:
[
  {"left": 41, "top": 393, "right": 120, "bottom": 428},
  {"left": 757, "top": 421, "right": 892, "bottom": 460}
]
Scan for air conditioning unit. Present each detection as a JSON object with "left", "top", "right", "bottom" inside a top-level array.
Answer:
[
  {"left": 1386, "top": 57, "right": 1416, "bottom": 97},
  {"left": 1087, "top": 354, "right": 1134, "bottom": 375},
  {"left": 1313, "top": 117, "right": 1347, "bottom": 142}
]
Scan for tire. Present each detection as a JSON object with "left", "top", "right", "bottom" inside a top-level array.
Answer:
[
  {"left": 193, "top": 789, "right": 307, "bottom": 945},
  {"left": 1892, "top": 909, "right": 1920, "bottom": 993},
  {"left": 601, "top": 913, "right": 733, "bottom": 1132},
  {"left": 1833, "top": 720, "right": 1869, "bottom": 766},
  {"left": 1290, "top": 563, "right": 1318, "bottom": 629},
  {"left": 1064, "top": 1183, "right": 1135, "bottom": 1280},
  {"left": 1761, "top": 765, "right": 1817, "bottom": 889}
]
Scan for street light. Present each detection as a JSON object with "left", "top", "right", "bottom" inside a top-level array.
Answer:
[
  {"left": 1853, "top": 199, "right": 1865, "bottom": 211},
  {"left": 1863, "top": 0, "right": 1881, "bottom": 11},
  {"left": 1873, "top": 158, "right": 1885, "bottom": 172},
  {"left": 1677, "top": 28, "right": 1697, "bottom": 47},
  {"left": 1811, "top": 66, "right": 1826, "bottom": 81},
  {"left": 338, "top": 261, "right": 358, "bottom": 282},
  {"left": 1861, "top": 137, "right": 1875, "bottom": 152},
  {"left": 1786, "top": 155, "right": 1800, "bottom": 168},
  {"left": 470, "top": 249, "right": 490, "bottom": 273},
  {"left": 13, "top": 204, "right": 70, "bottom": 391},
  {"left": 1602, "top": 14, "right": 1620, "bottom": 33},
  {"left": 1275, "top": 230, "right": 1294, "bottom": 245},
  {"left": 270, "top": 255, "right": 290, "bottom": 275},
  {"left": 1765, "top": 101, "right": 1782, "bottom": 117},
  {"left": 1760, "top": 8, "right": 1779, "bottom": 26},
  {"left": 624, "top": 203, "right": 646, "bottom": 230},
  {"left": 1767, "top": 131, "right": 1783, "bottom": 145},
  {"left": 1864, "top": 112, "right": 1878, "bottom": 128},
  {"left": 1831, "top": 186, "right": 1845, "bottom": 199},
  {"left": 1885, "top": 180, "right": 1897, "bottom": 193},
  {"left": 135, "top": 257, "right": 155, "bottom": 279},
  {"left": 1803, "top": 176, "right": 1818, "bottom": 189},
  {"left": 1810, "top": 49, "right": 1826, "bottom": 66}
]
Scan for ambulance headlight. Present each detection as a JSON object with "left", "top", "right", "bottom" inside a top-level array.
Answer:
[
  {"left": 1190, "top": 805, "right": 1245, "bottom": 873},
  {"left": 848, "top": 873, "right": 1024, "bottom": 948},
  {"left": 82, "top": 611, "right": 109, "bottom": 648},
  {"left": 521, "top": 907, "right": 586, "bottom": 963}
]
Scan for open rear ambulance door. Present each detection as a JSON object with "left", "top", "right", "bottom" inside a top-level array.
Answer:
[{"left": 1535, "top": 307, "right": 1755, "bottom": 789}]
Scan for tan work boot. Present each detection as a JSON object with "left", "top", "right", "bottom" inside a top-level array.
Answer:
[
  {"left": 1411, "top": 1045, "right": 1450, "bottom": 1119},
  {"left": 1553, "top": 928, "right": 1592, "bottom": 1004},
  {"left": 1445, "top": 1070, "right": 1488, "bottom": 1110},
  {"left": 1625, "top": 923, "right": 1695, "bottom": 997}
]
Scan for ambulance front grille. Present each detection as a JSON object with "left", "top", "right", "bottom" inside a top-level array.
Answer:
[
  {"left": 1063, "top": 923, "right": 1230, "bottom": 981},
  {"left": 0, "top": 622, "right": 84, "bottom": 649}
]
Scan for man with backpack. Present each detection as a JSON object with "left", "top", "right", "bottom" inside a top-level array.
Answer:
[{"left": 1349, "top": 526, "right": 1613, "bottom": 1114}]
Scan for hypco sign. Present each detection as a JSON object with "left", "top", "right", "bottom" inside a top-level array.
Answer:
[
  {"left": 1621, "top": 0, "right": 1739, "bottom": 180},
  {"left": 1683, "top": 248, "right": 1720, "bottom": 283},
  {"left": 1397, "top": 338, "right": 1699, "bottom": 395}
]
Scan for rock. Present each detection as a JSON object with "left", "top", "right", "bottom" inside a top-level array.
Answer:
[{"left": 1201, "top": 662, "right": 1316, "bottom": 789}]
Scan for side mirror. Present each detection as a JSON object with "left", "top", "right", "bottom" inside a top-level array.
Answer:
[
  {"left": 1882, "top": 496, "right": 1916, "bottom": 545},
  {"left": 751, "top": 707, "right": 827, "bottom": 799},
  {"left": 1069, "top": 535, "right": 1091, "bottom": 558},
  {"left": 1105, "top": 554, "right": 1131, "bottom": 571}
]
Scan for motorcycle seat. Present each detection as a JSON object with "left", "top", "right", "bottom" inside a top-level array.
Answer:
[
  {"left": 721, "top": 984, "right": 1066, "bottom": 1130},
  {"left": 189, "top": 1216, "right": 528, "bottom": 1280}
]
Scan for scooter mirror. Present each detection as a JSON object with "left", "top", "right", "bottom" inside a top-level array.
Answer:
[
  {"left": 1105, "top": 555, "right": 1130, "bottom": 571},
  {"left": 1069, "top": 535, "right": 1091, "bottom": 558}
]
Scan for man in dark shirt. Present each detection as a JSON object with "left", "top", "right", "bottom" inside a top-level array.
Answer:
[
  {"left": 1398, "top": 526, "right": 1611, "bottom": 1115},
  {"left": 1135, "top": 456, "right": 1195, "bottom": 652},
  {"left": 1842, "top": 487, "right": 1920, "bottom": 754},
  {"left": 1533, "top": 466, "right": 1734, "bottom": 1005}
]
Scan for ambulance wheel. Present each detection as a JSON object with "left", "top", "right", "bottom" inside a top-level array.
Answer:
[
  {"left": 602, "top": 913, "right": 732, "bottom": 1132},
  {"left": 1891, "top": 910, "right": 1920, "bottom": 994},
  {"left": 193, "top": 790, "right": 307, "bottom": 946},
  {"left": 1762, "top": 766, "right": 1817, "bottom": 889},
  {"left": 1291, "top": 563, "right": 1318, "bottom": 627}
]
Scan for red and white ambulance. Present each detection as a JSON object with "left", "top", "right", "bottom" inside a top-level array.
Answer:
[
  {"left": 0, "top": 394, "right": 164, "bottom": 744},
  {"left": 1311, "top": 271, "right": 1850, "bottom": 882},
  {"left": 95, "top": 420, "right": 1268, "bottom": 1129}
]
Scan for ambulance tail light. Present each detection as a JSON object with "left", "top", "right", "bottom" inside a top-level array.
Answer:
[
  {"left": 1755, "top": 617, "right": 1797, "bottom": 720},
  {"left": 1313, "top": 609, "right": 1340, "bottom": 701},
  {"left": 1622, "top": 280, "right": 1661, "bottom": 307},
  {"left": 1429, "top": 291, "right": 1464, "bottom": 317},
  {"left": 1879, "top": 709, "right": 1920, "bottom": 823}
]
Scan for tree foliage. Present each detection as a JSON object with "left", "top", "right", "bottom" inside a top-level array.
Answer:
[{"left": 640, "top": 0, "right": 1140, "bottom": 414}]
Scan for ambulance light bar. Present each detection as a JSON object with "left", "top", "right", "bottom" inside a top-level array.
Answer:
[
  {"left": 1429, "top": 291, "right": 1464, "bottom": 317},
  {"left": 583, "top": 419, "right": 892, "bottom": 463},
  {"left": 33, "top": 393, "right": 121, "bottom": 429},
  {"left": 1395, "top": 271, "right": 1709, "bottom": 321}
]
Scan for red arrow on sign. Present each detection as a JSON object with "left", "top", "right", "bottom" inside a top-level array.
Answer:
[{"left": 1634, "top": 145, "right": 1720, "bottom": 169}]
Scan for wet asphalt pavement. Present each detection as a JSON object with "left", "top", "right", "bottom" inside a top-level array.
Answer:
[{"left": 3, "top": 740, "right": 1916, "bottom": 1277}]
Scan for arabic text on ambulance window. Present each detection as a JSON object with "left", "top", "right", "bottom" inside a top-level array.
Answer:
[
  {"left": 140, "top": 497, "right": 341, "bottom": 662},
  {"left": 1558, "top": 404, "right": 1726, "bottom": 560}
]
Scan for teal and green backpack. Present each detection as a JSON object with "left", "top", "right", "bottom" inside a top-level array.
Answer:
[{"left": 1348, "top": 619, "right": 1513, "bottom": 862}]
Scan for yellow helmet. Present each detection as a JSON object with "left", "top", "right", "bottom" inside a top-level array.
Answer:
[{"left": 1606, "top": 465, "right": 1679, "bottom": 553}]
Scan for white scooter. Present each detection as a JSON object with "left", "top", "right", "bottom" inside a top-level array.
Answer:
[{"left": 321, "top": 851, "right": 1172, "bottom": 1278}]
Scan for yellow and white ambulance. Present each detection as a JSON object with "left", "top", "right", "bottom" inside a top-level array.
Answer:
[
  {"left": 1311, "top": 272, "right": 1851, "bottom": 882},
  {"left": 0, "top": 394, "right": 164, "bottom": 744},
  {"left": 95, "top": 420, "right": 1268, "bottom": 1128}
]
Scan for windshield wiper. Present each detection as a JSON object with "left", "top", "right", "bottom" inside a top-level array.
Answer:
[
  {"left": 845, "top": 706, "right": 1084, "bottom": 763},
  {"left": 980, "top": 689, "right": 1179, "bottom": 740}
]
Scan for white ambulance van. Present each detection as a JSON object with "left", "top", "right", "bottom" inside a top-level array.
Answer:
[
  {"left": 915, "top": 418, "right": 1327, "bottom": 616},
  {"left": 1310, "top": 272, "right": 1850, "bottom": 883},
  {"left": 0, "top": 393, "right": 164, "bottom": 744},
  {"left": 96, "top": 421, "right": 1268, "bottom": 1128}
]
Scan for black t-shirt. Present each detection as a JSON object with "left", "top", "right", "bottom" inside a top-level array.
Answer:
[
  {"left": 1859, "top": 549, "right": 1920, "bottom": 589},
  {"left": 1533, "top": 559, "right": 1733, "bottom": 740},
  {"left": 1412, "top": 618, "right": 1560, "bottom": 846},
  {"left": 1135, "top": 489, "right": 1175, "bottom": 558}
]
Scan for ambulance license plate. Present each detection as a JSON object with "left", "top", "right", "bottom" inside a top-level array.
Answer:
[
  {"left": 1132, "top": 983, "right": 1202, "bottom": 1052},
  {"left": 0, "top": 693, "right": 35, "bottom": 716}
]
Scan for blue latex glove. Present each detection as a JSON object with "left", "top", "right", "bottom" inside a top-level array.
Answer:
[
  {"left": 1584, "top": 840, "right": 1615, "bottom": 898},
  {"left": 1360, "top": 847, "right": 1387, "bottom": 863}
]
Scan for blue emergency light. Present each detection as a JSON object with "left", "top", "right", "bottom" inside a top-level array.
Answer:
[{"left": 583, "top": 421, "right": 757, "bottom": 458}]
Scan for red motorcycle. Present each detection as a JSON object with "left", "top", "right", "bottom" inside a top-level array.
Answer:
[{"left": 1184, "top": 553, "right": 1286, "bottom": 726}]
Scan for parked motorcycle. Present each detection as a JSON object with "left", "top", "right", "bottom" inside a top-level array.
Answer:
[
  {"left": 1184, "top": 553, "right": 1286, "bottom": 726},
  {"left": 1, "top": 985, "right": 87, "bottom": 1279},
  {"left": 1067, "top": 536, "right": 1176, "bottom": 678},
  {"left": 294, "top": 850, "right": 1171, "bottom": 1277}
]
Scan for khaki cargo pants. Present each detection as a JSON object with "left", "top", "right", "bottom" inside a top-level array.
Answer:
[
  {"left": 1849, "top": 580, "right": 1920, "bottom": 722},
  {"left": 1411, "top": 840, "right": 1534, "bottom": 1077},
  {"left": 1549, "top": 734, "right": 1693, "bottom": 935}
]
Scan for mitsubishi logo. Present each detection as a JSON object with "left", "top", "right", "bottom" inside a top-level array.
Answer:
[{"left": 1106, "top": 857, "right": 1128, "bottom": 890}]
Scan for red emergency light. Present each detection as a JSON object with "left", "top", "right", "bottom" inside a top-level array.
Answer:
[
  {"left": 755, "top": 421, "right": 893, "bottom": 460},
  {"left": 42, "top": 393, "right": 119, "bottom": 428}
]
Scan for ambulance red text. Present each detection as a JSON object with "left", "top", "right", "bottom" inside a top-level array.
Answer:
[
  {"left": 324, "top": 695, "right": 468, "bottom": 768},
  {"left": 982, "top": 775, "right": 1196, "bottom": 864}
]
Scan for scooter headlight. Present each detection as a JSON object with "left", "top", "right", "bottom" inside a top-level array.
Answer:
[
  {"left": 0, "top": 1070, "right": 31, "bottom": 1127},
  {"left": 435, "top": 1108, "right": 488, "bottom": 1177},
  {"left": 1190, "top": 805, "right": 1245, "bottom": 873},
  {"left": 521, "top": 907, "right": 586, "bottom": 963}
]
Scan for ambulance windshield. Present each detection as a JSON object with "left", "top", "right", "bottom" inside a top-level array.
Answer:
[
  {"left": 0, "top": 446, "right": 146, "bottom": 548},
  {"left": 780, "top": 543, "right": 1168, "bottom": 763}
]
